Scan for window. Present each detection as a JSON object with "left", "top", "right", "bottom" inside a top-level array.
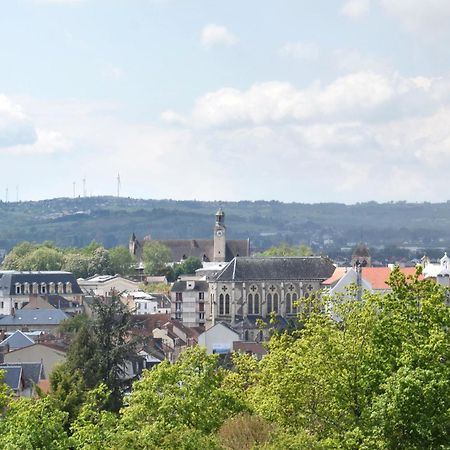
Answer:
[
  {"left": 254, "top": 294, "right": 260, "bottom": 314},
  {"left": 199, "top": 303, "right": 204, "bottom": 312},
  {"left": 286, "top": 293, "right": 291, "bottom": 314},
  {"left": 176, "top": 292, "right": 183, "bottom": 301},
  {"left": 175, "top": 312, "right": 182, "bottom": 320},
  {"left": 199, "top": 312, "right": 205, "bottom": 321},
  {"left": 225, "top": 293, "right": 230, "bottom": 315},
  {"left": 292, "top": 293, "right": 298, "bottom": 313},
  {"left": 41, "top": 284, "right": 47, "bottom": 294},
  {"left": 267, "top": 293, "right": 272, "bottom": 314},
  {"left": 15, "top": 284, "right": 21, "bottom": 294},
  {"left": 248, "top": 293, "right": 253, "bottom": 314},
  {"left": 273, "top": 293, "right": 279, "bottom": 313},
  {"left": 14, "top": 302, "right": 18, "bottom": 309},
  {"left": 199, "top": 292, "right": 204, "bottom": 300},
  {"left": 175, "top": 303, "right": 182, "bottom": 311},
  {"left": 0, "top": 301, "right": 3, "bottom": 309},
  {"left": 219, "top": 293, "right": 224, "bottom": 315}
]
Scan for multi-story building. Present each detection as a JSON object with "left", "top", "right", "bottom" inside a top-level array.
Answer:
[
  {"left": 0, "top": 271, "right": 83, "bottom": 315},
  {"left": 170, "top": 279, "right": 209, "bottom": 328}
]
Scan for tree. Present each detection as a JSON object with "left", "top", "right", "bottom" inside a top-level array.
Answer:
[
  {"left": 22, "top": 247, "right": 65, "bottom": 271},
  {"left": 62, "top": 253, "right": 91, "bottom": 278},
  {"left": 259, "top": 243, "right": 313, "bottom": 257},
  {"left": 173, "top": 256, "right": 203, "bottom": 279},
  {"left": 87, "top": 247, "right": 111, "bottom": 276},
  {"left": 142, "top": 241, "right": 172, "bottom": 275},
  {"left": 109, "top": 246, "right": 135, "bottom": 276},
  {"left": 52, "top": 295, "right": 138, "bottom": 413},
  {"left": 0, "top": 397, "right": 70, "bottom": 450},
  {"left": 119, "top": 347, "right": 246, "bottom": 447}
]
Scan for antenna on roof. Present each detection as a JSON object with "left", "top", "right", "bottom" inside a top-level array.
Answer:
[
  {"left": 117, "top": 173, "right": 121, "bottom": 198},
  {"left": 82, "top": 177, "right": 87, "bottom": 197}
]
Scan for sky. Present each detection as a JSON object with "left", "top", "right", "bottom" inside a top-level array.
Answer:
[{"left": 2, "top": 0, "right": 450, "bottom": 203}]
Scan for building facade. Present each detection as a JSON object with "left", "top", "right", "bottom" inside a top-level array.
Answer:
[
  {"left": 209, "top": 256, "right": 335, "bottom": 341},
  {"left": 0, "top": 271, "right": 83, "bottom": 316},
  {"left": 170, "top": 280, "right": 209, "bottom": 328}
]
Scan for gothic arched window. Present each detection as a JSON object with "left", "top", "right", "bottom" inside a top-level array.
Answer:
[
  {"left": 286, "top": 293, "right": 291, "bottom": 314},
  {"left": 254, "top": 294, "right": 260, "bottom": 315},
  {"left": 267, "top": 293, "right": 272, "bottom": 314},
  {"left": 292, "top": 292, "right": 298, "bottom": 314},
  {"left": 248, "top": 293, "right": 253, "bottom": 315},
  {"left": 219, "top": 293, "right": 224, "bottom": 315},
  {"left": 273, "top": 293, "right": 279, "bottom": 313},
  {"left": 225, "top": 294, "right": 230, "bottom": 315}
]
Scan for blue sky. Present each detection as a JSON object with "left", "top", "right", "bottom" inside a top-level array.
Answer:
[{"left": 2, "top": 0, "right": 450, "bottom": 202}]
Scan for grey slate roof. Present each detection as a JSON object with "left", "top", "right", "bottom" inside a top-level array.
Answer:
[
  {"left": 0, "top": 271, "right": 82, "bottom": 295},
  {"left": 0, "top": 309, "right": 68, "bottom": 326},
  {"left": 0, "top": 362, "right": 44, "bottom": 388},
  {"left": 137, "top": 239, "right": 250, "bottom": 262},
  {"left": 0, "top": 330, "right": 34, "bottom": 350},
  {"left": 214, "top": 257, "right": 336, "bottom": 282},
  {"left": 171, "top": 280, "right": 209, "bottom": 292},
  {"left": 1, "top": 366, "right": 23, "bottom": 391}
]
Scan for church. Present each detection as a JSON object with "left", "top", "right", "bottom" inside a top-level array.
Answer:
[{"left": 129, "top": 208, "right": 250, "bottom": 263}]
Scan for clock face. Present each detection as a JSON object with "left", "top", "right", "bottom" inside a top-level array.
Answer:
[{"left": 216, "top": 230, "right": 223, "bottom": 237}]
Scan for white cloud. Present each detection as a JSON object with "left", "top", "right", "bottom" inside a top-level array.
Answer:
[
  {"left": 379, "top": 0, "right": 450, "bottom": 37},
  {"left": 341, "top": 0, "right": 371, "bottom": 19},
  {"left": 183, "top": 72, "right": 445, "bottom": 128},
  {"left": 201, "top": 24, "right": 238, "bottom": 49},
  {"left": 0, "top": 95, "right": 37, "bottom": 148},
  {"left": 278, "top": 42, "right": 319, "bottom": 60}
]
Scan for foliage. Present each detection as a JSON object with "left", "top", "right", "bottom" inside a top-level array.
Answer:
[
  {"left": 119, "top": 347, "right": 246, "bottom": 447},
  {"left": 173, "top": 256, "right": 203, "bottom": 278},
  {"left": 0, "top": 397, "right": 70, "bottom": 450},
  {"left": 141, "top": 241, "right": 172, "bottom": 275},
  {"left": 53, "top": 295, "right": 138, "bottom": 413},
  {"left": 109, "top": 246, "right": 135, "bottom": 276},
  {"left": 218, "top": 413, "right": 274, "bottom": 450},
  {"left": 1, "top": 240, "right": 137, "bottom": 278},
  {"left": 258, "top": 242, "right": 313, "bottom": 257}
]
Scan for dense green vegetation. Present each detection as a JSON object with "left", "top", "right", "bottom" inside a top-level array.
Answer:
[
  {"left": 1, "top": 270, "right": 449, "bottom": 449},
  {"left": 1, "top": 197, "right": 450, "bottom": 261},
  {"left": 1, "top": 241, "right": 135, "bottom": 278}
]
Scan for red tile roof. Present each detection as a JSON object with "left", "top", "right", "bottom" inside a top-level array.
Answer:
[{"left": 322, "top": 267, "right": 347, "bottom": 286}]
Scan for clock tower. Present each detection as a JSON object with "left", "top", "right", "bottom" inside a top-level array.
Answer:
[{"left": 213, "top": 208, "right": 226, "bottom": 262}]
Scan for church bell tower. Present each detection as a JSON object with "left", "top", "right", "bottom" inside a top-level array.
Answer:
[{"left": 213, "top": 208, "right": 226, "bottom": 262}]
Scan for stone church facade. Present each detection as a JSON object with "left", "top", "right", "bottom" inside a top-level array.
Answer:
[{"left": 209, "top": 256, "right": 335, "bottom": 341}]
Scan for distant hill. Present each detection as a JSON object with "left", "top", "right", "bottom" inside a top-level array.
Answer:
[{"left": 0, "top": 197, "right": 449, "bottom": 263}]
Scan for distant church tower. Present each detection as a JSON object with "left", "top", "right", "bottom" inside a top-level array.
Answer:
[{"left": 213, "top": 208, "right": 226, "bottom": 262}]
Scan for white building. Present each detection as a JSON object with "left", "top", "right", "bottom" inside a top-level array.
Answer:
[
  {"left": 170, "top": 279, "right": 209, "bottom": 328},
  {"left": 198, "top": 322, "right": 240, "bottom": 355},
  {"left": 77, "top": 274, "right": 140, "bottom": 296}
]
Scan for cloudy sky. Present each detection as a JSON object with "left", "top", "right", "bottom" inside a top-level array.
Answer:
[{"left": 2, "top": 0, "right": 450, "bottom": 203}]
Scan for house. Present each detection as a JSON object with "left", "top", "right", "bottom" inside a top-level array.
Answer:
[
  {"left": 77, "top": 274, "right": 140, "bottom": 296},
  {"left": 0, "top": 271, "right": 83, "bottom": 315},
  {"left": 122, "top": 291, "right": 159, "bottom": 315},
  {"left": 0, "top": 362, "right": 45, "bottom": 397},
  {"left": 233, "top": 341, "right": 267, "bottom": 359},
  {"left": 3, "top": 342, "right": 67, "bottom": 377},
  {"left": 0, "top": 330, "right": 34, "bottom": 351},
  {"left": 130, "top": 209, "right": 250, "bottom": 264},
  {"left": 323, "top": 266, "right": 421, "bottom": 297},
  {"left": 198, "top": 322, "right": 240, "bottom": 355},
  {"left": 0, "top": 309, "right": 68, "bottom": 332},
  {"left": 209, "top": 256, "right": 335, "bottom": 340},
  {"left": 171, "top": 279, "right": 209, "bottom": 328}
]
